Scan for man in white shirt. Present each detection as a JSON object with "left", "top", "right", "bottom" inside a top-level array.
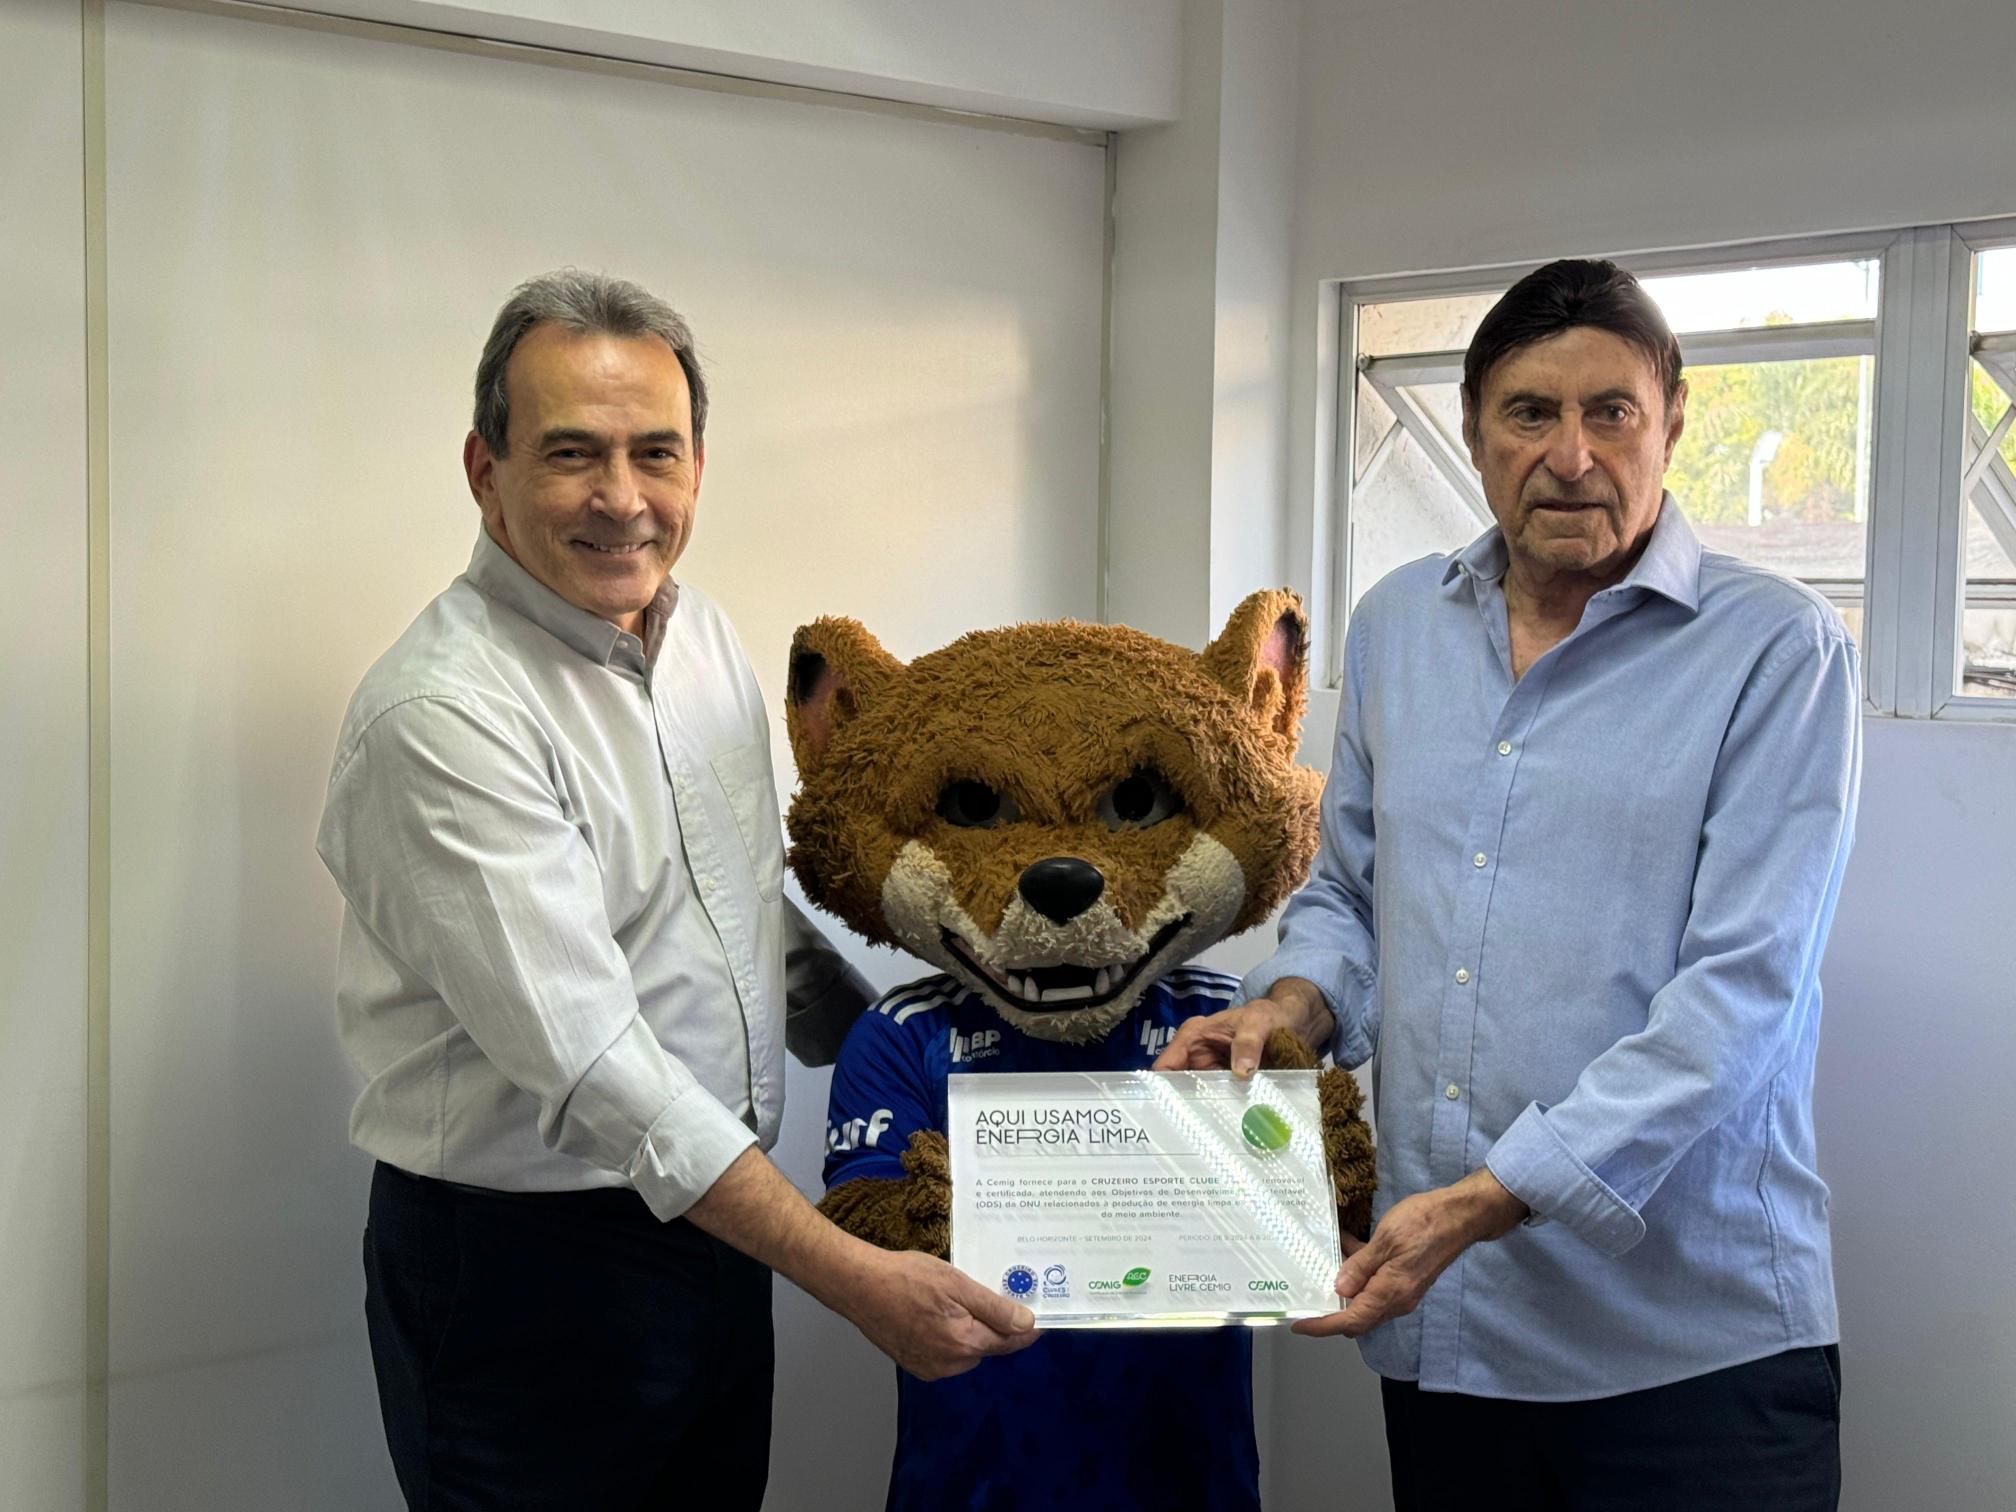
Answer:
[{"left": 318, "top": 270, "right": 1037, "bottom": 1510}]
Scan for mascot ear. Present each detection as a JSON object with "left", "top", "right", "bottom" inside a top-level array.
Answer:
[
  {"left": 786, "top": 617, "right": 905, "bottom": 772},
  {"left": 1201, "top": 589, "right": 1310, "bottom": 748}
]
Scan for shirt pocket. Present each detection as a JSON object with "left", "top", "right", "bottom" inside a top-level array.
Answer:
[{"left": 709, "top": 739, "right": 785, "bottom": 903}]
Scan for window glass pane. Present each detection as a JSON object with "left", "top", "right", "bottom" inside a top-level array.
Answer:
[
  {"left": 1961, "top": 601, "right": 2016, "bottom": 697},
  {"left": 1640, "top": 258, "right": 1878, "bottom": 333},
  {"left": 1971, "top": 358, "right": 2016, "bottom": 473},
  {"left": 1350, "top": 269, "right": 1879, "bottom": 649},
  {"left": 1346, "top": 376, "right": 1481, "bottom": 610},
  {"left": 1670, "top": 356, "right": 1873, "bottom": 619},
  {"left": 1976, "top": 246, "right": 2016, "bottom": 335},
  {"left": 1358, "top": 293, "right": 1499, "bottom": 357},
  {"left": 1961, "top": 353, "right": 2016, "bottom": 698}
]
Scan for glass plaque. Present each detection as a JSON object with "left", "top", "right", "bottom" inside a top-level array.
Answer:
[{"left": 947, "top": 1069, "right": 1342, "bottom": 1329}]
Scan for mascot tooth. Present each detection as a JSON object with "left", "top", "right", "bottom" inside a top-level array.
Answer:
[{"left": 786, "top": 589, "right": 1376, "bottom": 1512}]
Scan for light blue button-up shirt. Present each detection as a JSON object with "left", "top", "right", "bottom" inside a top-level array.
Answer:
[{"left": 1246, "top": 498, "right": 1860, "bottom": 1400}]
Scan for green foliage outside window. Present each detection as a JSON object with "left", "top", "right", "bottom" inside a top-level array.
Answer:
[
  {"left": 1969, "top": 364, "right": 2016, "bottom": 473},
  {"left": 1664, "top": 327, "right": 1865, "bottom": 527},
  {"left": 1663, "top": 332, "right": 2015, "bottom": 530}
]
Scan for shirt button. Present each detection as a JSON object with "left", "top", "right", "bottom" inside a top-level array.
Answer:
[
  {"left": 1455, "top": 968, "right": 1471, "bottom": 985},
  {"left": 1445, "top": 1084, "right": 1461, "bottom": 1101},
  {"left": 1497, "top": 740, "right": 1512, "bottom": 756},
  {"left": 1472, "top": 852, "right": 1488, "bottom": 868}
]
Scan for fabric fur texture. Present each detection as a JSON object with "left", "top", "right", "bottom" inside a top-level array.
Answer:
[{"left": 787, "top": 590, "right": 1323, "bottom": 1042}]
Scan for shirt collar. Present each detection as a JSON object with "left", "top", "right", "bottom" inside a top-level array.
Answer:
[
  {"left": 1441, "top": 493, "right": 1702, "bottom": 614},
  {"left": 464, "top": 528, "right": 677, "bottom": 670}
]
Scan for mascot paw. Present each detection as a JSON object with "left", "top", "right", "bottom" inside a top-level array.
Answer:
[
  {"left": 1248, "top": 1028, "right": 1377, "bottom": 1242},
  {"left": 1258, "top": 1026, "right": 1317, "bottom": 1071},
  {"left": 815, "top": 1130, "right": 952, "bottom": 1259},
  {"left": 898, "top": 1130, "right": 953, "bottom": 1259},
  {"left": 1319, "top": 1065, "right": 1377, "bottom": 1242}
]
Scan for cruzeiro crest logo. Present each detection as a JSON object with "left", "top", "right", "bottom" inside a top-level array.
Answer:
[
  {"left": 1240, "top": 1104, "right": 1294, "bottom": 1154},
  {"left": 1002, "top": 1264, "right": 1038, "bottom": 1299}
]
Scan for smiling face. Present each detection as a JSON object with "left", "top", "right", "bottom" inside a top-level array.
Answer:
[
  {"left": 1463, "top": 325, "right": 1685, "bottom": 583},
  {"left": 464, "top": 324, "right": 704, "bottom": 634}
]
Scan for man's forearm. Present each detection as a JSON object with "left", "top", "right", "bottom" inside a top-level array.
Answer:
[
  {"left": 685, "top": 1145, "right": 875, "bottom": 1311},
  {"left": 685, "top": 1144, "right": 1039, "bottom": 1382},
  {"left": 1443, "top": 1165, "right": 1528, "bottom": 1242}
]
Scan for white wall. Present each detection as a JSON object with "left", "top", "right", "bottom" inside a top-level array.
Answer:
[
  {"left": 0, "top": 3, "right": 91, "bottom": 1509},
  {"left": 95, "top": 3, "right": 1103, "bottom": 1507},
  {"left": 1242, "top": 3, "right": 2016, "bottom": 1507},
  {"left": 1109, "top": 0, "right": 1305, "bottom": 650},
  {"left": 1294, "top": 0, "right": 2016, "bottom": 285},
  {"left": 1820, "top": 720, "right": 2016, "bottom": 1508},
  {"left": 1107, "top": 1, "right": 1225, "bottom": 645},
  {"left": 275, "top": 0, "right": 1182, "bottom": 127},
  {"left": 1204, "top": 0, "right": 1302, "bottom": 631}
]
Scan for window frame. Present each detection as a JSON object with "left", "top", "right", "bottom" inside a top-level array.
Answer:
[
  {"left": 1320, "top": 220, "right": 2016, "bottom": 719},
  {"left": 1945, "top": 220, "right": 2016, "bottom": 714}
]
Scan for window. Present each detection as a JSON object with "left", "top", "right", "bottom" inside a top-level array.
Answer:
[
  {"left": 1964, "top": 244, "right": 2016, "bottom": 698},
  {"left": 1327, "top": 222, "right": 2016, "bottom": 718}
]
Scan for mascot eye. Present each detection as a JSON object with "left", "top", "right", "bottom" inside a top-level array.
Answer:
[
  {"left": 936, "top": 780, "right": 1021, "bottom": 829},
  {"left": 1097, "top": 768, "right": 1184, "bottom": 831}
]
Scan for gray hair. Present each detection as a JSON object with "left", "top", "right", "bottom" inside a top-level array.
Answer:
[{"left": 473, "top": 269, "right": 708, "bottom": 456}]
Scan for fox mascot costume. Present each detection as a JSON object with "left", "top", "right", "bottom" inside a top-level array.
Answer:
[{"left": 784, "top": 590, "right": 1375, "bottom": 1512}]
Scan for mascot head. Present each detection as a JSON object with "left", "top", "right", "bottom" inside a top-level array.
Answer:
[{"left": 784, "top": 591, "right": 1323, "bottom": 1044}]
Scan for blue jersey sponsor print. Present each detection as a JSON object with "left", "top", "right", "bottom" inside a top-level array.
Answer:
[{"left": 823, "top": 969, "right": 1260, "bottom": 1512}]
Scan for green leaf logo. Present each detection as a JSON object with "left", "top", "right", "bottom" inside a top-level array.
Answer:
[
  {"left": 1241, "top": 1105, "right": 1293, "bottom": 1154},
  {"left": 1122, "top": 1267, "right": 1151, "bottom": 1288}
]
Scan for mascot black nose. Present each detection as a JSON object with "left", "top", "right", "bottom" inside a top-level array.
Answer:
[{"left": 1017, "top": 857, "right": 1106, "bottom": 924}]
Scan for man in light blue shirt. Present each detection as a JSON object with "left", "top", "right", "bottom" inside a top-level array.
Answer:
[{"left": 1159, "top": 259, "right": 1856, "bottom": 1509}]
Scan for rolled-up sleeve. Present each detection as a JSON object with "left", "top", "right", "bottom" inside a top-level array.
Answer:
[
  {"left": 1243, "top": 614, "right": 1381, "bottom": 1068},
  {"left": 317, "top": 693, "right": 754, "bottom": 1219},
  {"left": 1485, "top": 626, "right": 1861, "bottom": 1254}
]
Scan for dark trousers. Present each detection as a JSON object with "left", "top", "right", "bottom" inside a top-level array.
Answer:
[
  {"left": 363, "top": 1161, "right": 774, "bottom": 1511},
  {"left": 1383, "top": 1346, "right": 1841, "bottom": 1512}
]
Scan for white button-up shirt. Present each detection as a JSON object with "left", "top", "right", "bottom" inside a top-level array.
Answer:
[{"left": 318, "top": 531, "right": 866, "bottom": 1220}]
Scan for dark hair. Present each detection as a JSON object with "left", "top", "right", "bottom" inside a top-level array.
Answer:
[
  {"left": 1462, "top": 259, "right": 1683, "bottom": 418},
  {"left": 474, "top": 269, "right": 707, "bottom": 457}
]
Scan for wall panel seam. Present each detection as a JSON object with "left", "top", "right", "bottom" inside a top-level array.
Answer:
[{"left": 81, "top": 0, "right": 112, "bottom": 1508}]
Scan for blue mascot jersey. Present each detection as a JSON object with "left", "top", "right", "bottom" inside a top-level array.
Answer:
[{"left": 823, "top": 967, "right": 1261, "bottom": 1512}]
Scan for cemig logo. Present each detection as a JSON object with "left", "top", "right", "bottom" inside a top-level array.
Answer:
[
  {"left": 1089, "top": 1267, "right": 1152, "bottom": 1292},
  {"left": 1248, "top": 1279, "right": 1291, "bottom": 1293},
  {"left": 826, "top": 1108, "right": 893, "bottom": 1154},
  {"left": 952, "top": 1027, "right": 1002, "bottom": 1064}
]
